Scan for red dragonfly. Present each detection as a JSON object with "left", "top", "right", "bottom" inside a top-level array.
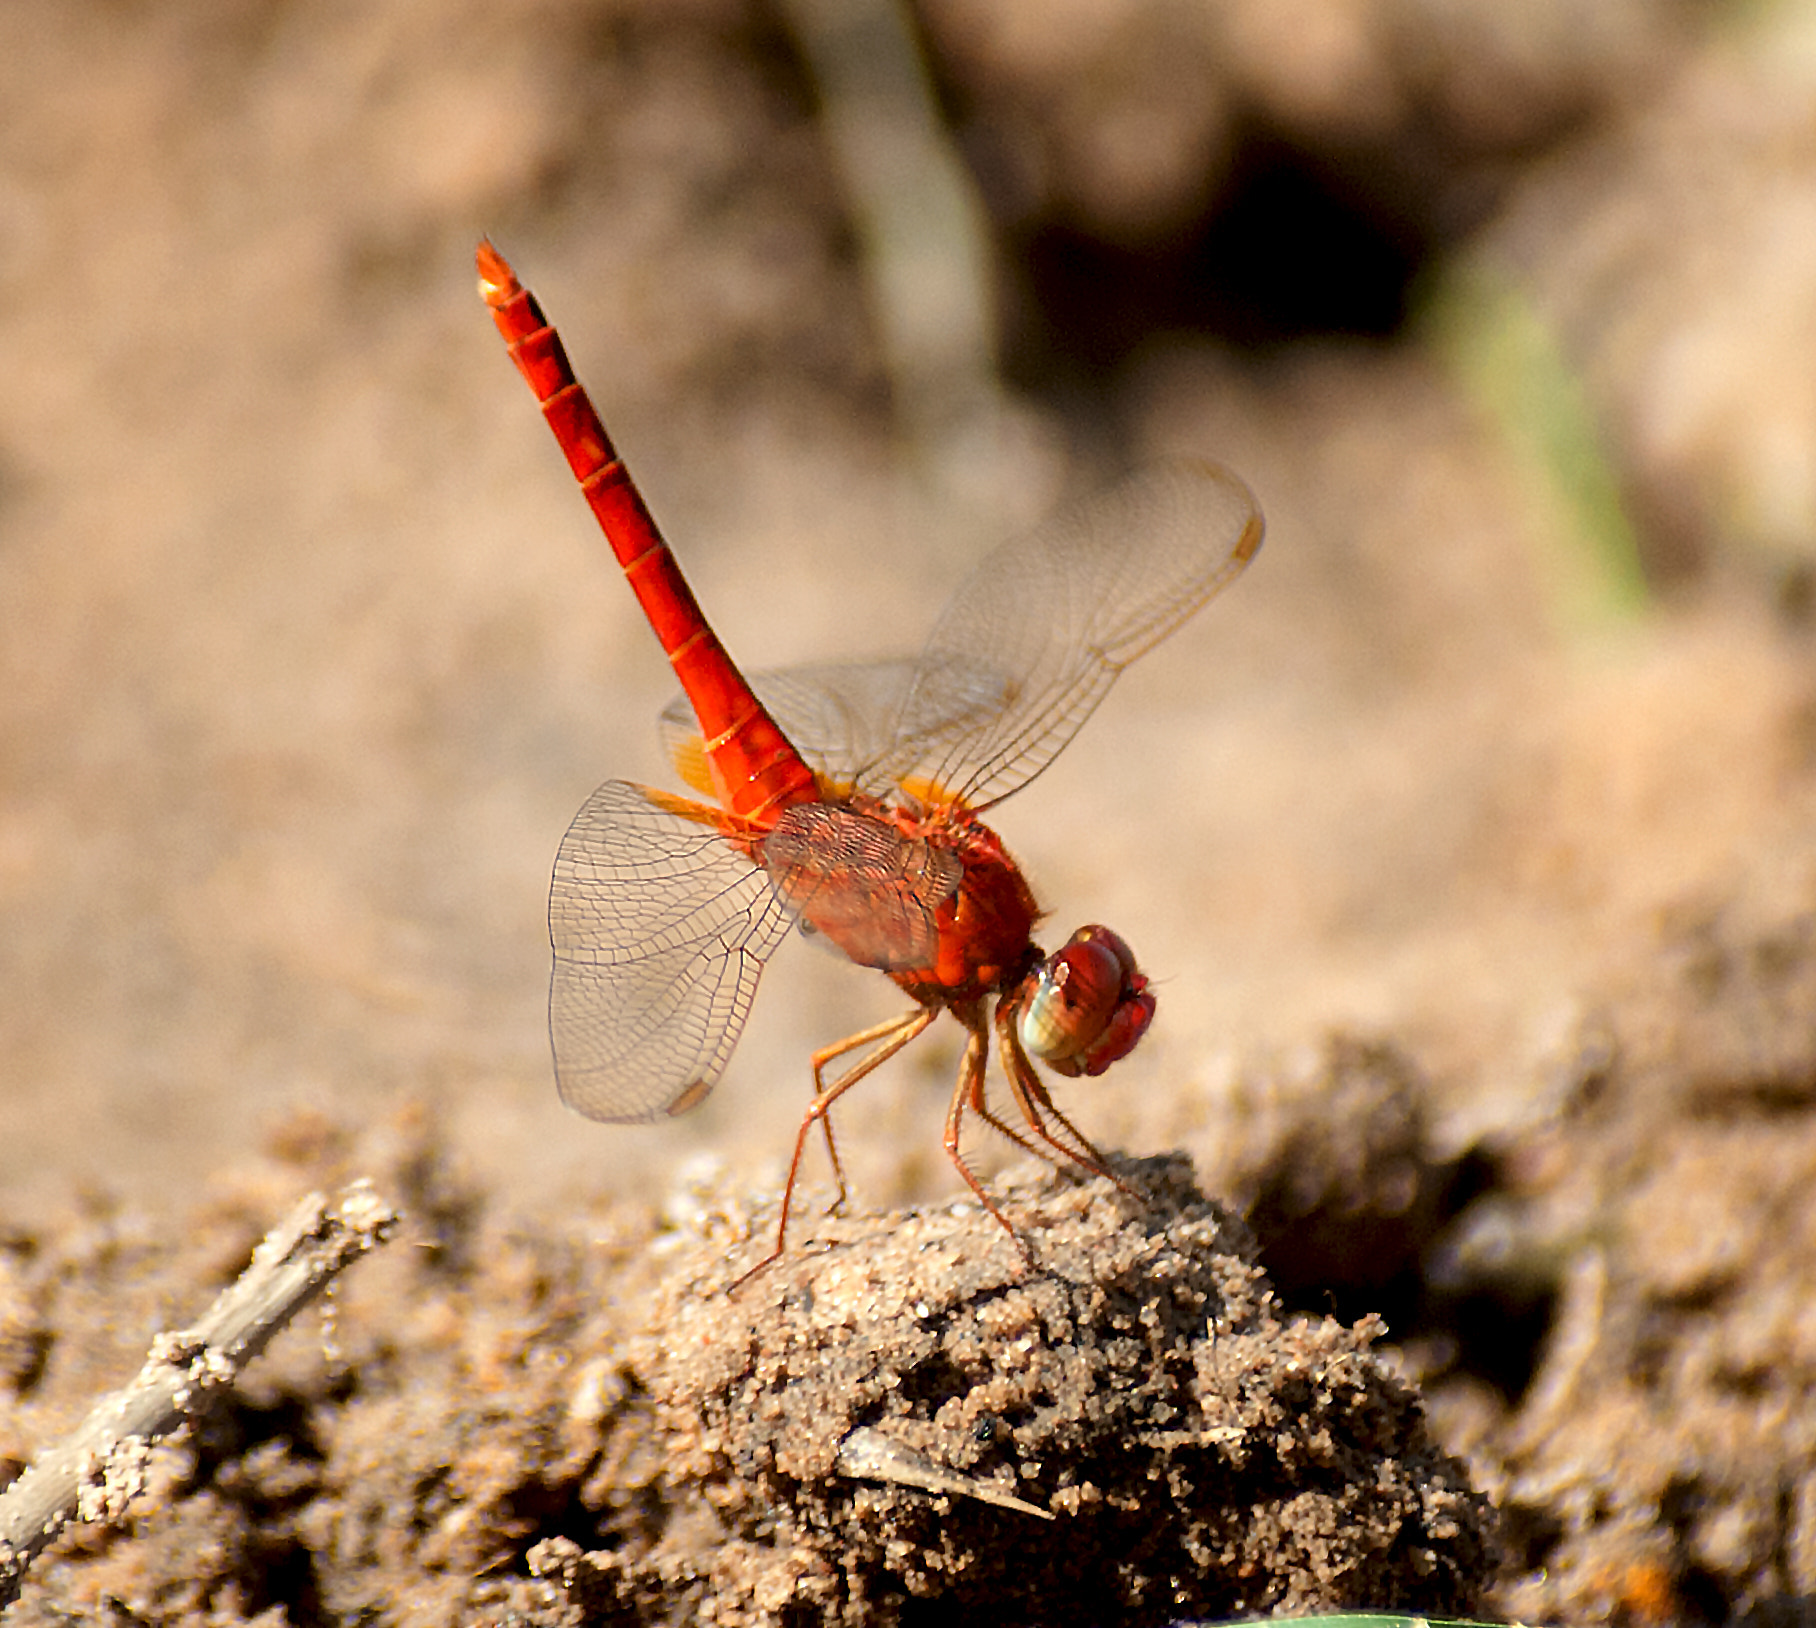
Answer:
[{"left": 478, "top": 240, "right": 1262, "bottom": 1275}]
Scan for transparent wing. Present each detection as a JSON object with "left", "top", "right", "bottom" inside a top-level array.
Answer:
[
  {"left": 875, "top": 461, "right": 1263, "bottom": 809},
  {"left": 657, "top": 462, "right": 1262, "bottom": 813},
  {"left": 548, "top": 780, "right": 797, "bottom": 1123},
  {"left": 660, "top": 661, "right": 922, "bottom": 796}
]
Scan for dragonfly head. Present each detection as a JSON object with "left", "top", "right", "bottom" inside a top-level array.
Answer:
[{"left": 1015, "top": 925, "right": 1155, "bottom": 1078}]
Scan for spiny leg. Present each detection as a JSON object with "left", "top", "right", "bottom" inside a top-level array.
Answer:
[
  {"left": 960, "top": 1051, "right": 1076, "bottom": 1170},
  {"left": 941, "top": 1017, "right": 1035, "bottom": 1263},
  {"left": 730, "top": 1007, "right": 936, "bottom": 1291},
  {"left": 950, "top": 1000, "right": 1116, "bottom": 1180},
  {"left": 805, "top": 1010, "right": 933, "bottom": 1215},
  {"left": 996, "top": 1023, "right": 1140, "bottom": 1200}
]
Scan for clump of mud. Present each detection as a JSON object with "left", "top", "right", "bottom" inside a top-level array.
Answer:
[
  {"left": 599, "top": 1153, "right": 1494, "bottom": 1627},
  {"left": 0, "top": 1125, "right": 1495, "bottom": 1627}
]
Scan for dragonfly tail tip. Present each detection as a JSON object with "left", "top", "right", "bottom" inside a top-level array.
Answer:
[{"left": 475, "top": 238, "right": 518, "bottom": 307}]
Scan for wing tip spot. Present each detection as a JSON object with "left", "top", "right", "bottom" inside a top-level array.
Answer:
[{"left": 668, "top": 1076, "right": 714, "bottom": 1116}]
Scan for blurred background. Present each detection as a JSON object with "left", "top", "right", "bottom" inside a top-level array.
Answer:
[{"left": 3, "top": 0, "right": 1814, "bottom": 1228}]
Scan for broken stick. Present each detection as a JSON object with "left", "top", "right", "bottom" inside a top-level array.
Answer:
[{"left": 0, "top": 1180, "right": 398, "bottom": 1608}]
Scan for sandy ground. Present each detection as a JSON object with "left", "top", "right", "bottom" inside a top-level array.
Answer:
[{"left": 5, "top": 0, "right": 1816, "bottom": 1622}]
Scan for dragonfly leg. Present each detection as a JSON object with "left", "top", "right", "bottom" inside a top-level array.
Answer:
[
  {"left": 960, "top": 1056, "right": 1064, "bottom": 1169},
  {"left": 995, "top": 1020, "right": 1140, "bottom": 1200},
  {"left": 730, "top": 1007, "right": 936, "bottom": 1291},
  {"left": 806, "top": 1011, "right": 929, "bottom": 1214},
  {"left": 942, "top": 1017, "right": 1035, "bottom": 1264}
]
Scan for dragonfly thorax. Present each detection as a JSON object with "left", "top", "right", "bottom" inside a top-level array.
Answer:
[{"left": 868, "top": 802, "right": 1043, "bottom": 1008}]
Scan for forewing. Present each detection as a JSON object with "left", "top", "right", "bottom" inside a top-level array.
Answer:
[
  {"left": 878, "top": 461, "right": 1263, "bottom": 808},
  {"left": 548, "top": 780, "right": 796, "bottom": 1122}
]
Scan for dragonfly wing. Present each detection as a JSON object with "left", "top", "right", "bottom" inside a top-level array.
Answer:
[
  {"left": 879, "top": 461, "right": 1263, "bottom": 808},
  {"left": 660, "top": 660, "right": 922, "bottom": 796},
  {"left": 548, "top": 780, "right": 797, "bottom": 1123},
  {"left": 760, "top": 802, "right": 962, "bottom": 971}
]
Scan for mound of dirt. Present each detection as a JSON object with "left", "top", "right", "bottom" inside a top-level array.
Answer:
[
  {"left": 0, "top": 1131, "right": 1494, "bottom": 1627},
  {"left": 11, "top": 890, "right": 1816, "bottom": 1625}
]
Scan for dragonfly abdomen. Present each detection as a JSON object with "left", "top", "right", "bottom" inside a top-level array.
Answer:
[{"left": 477, "top": 240, "right": 817, "bottom": 827}]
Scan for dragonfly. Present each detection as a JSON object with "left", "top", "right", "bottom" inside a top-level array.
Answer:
[{"left": 477, "top": 240, "right": 1263, "bottom": 1277}]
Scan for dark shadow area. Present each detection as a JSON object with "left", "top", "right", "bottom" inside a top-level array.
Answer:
[
  {"left": 1240, "top": 1116, "right": 1557, "bottom": 1411},
  {"left": 1002, "top": 130, "right": 1438, "bottom": 388}
]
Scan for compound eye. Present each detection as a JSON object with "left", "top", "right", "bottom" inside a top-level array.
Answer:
[{"left": 1018, "top": 926, "right": 1153, "bottom": 1076}]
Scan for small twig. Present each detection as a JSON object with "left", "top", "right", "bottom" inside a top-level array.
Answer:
[{"left": 0, "top": 1181, "right": 399, "bottom": 1609}]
